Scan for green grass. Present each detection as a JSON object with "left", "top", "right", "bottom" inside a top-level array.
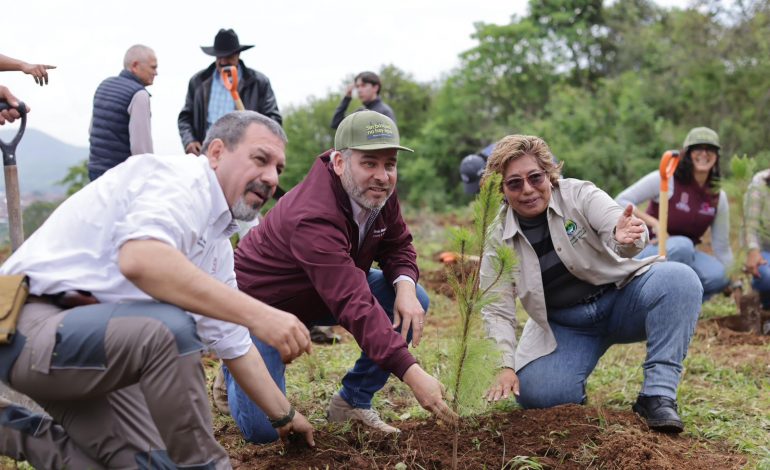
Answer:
[{"left": 3, "top": 211, "right": 770, "bottom": 469}]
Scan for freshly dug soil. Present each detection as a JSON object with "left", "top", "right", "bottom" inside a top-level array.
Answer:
[{"left": 217, "top": 404, "right": 745, "bottom": 469}]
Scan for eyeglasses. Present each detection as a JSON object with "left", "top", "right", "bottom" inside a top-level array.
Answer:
[
  {"left": 504, "top": 171, "right": 548, "bottom": 192},
  {"left": 690, "top": 146, "right": 718, "bottom": 156}
]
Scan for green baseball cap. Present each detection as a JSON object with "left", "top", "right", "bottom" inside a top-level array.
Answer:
[
  {"left": 334, "top": 110, "right": 413, "bottom": 152},
  {"left": 683, "top": 127, "right": 720, "bottom": 150}
]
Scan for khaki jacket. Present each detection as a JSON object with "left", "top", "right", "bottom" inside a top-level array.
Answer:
[{"left": 480, "top": 178, "right": 658, "bottom": 371}]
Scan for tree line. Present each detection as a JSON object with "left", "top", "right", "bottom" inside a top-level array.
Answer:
[{"left": 281, "top": 0, "right": 770, "bottom": 210}]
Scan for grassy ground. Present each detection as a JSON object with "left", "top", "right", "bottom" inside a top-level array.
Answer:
[
  {"left": 3, "top": 209, "right": 769, "bottom": 468},
  {"left": 255, "top": 209, "right": 769, "bottom": 468}
]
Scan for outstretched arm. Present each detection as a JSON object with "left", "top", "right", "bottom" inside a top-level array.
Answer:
[
  {"left": 0, "top": 53, "right": 56, "bottom": 85},
  {"left": 224, "top": 346, "right": 314, "bottom": 446},
  {"left": 119, "top": 239, "right": 311, "bottom": 363}
]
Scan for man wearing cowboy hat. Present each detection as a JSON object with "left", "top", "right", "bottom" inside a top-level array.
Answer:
[{"left": 178, "top": 28, "right": 282, "bottom": 156}]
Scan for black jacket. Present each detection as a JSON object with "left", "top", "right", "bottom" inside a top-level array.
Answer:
[
  {"left": 177, "top": 60, "right": 282, "bottom": 150},
  {"left": 330, "top": 97, "right": 395, "bottom": 129}
]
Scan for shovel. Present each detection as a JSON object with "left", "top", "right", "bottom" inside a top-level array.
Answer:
[
  {"left": 657, "top": 150, "right": 680, "bottom": 257},
  {"left": 220, "top": 66, "right": 245, "bottom": 111},
  {"left": 0, "top": 100, "right": 27, "bottom": 251}
]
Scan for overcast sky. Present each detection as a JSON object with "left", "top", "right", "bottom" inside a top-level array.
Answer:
[{"left": 4, "top": 0, "right": 688, "bottom": 156}]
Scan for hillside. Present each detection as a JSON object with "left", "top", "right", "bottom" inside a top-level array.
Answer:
[{"left": 0, "top": 128, "right": 87, "bottom": 196}]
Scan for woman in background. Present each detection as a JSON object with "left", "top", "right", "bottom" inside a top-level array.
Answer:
[{"left": 616, "top": 127, "right": 732, "bottom": 300}]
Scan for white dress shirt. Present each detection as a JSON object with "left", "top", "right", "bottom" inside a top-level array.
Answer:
[{"left": 1, "top": 154, "right": 252, "bottom": 360}]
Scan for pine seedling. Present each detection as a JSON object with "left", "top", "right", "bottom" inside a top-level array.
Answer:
[{"left": 441, "top": 173, "right": 517, "bottom": 469}]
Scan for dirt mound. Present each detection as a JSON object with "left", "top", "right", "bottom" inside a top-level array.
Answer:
[
  {"left": 218, "top": 405, "right": 744, "bottom": 469},
  {"left": 421, "top": 268, "right": 456, "bottom": 299},
  {"left": 421, "top": 254, "right": 480, "bottom": 300}
]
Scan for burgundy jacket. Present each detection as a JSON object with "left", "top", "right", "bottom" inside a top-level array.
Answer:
[{"left": 234, "top": 151, "right": 420, "bottom": 379}]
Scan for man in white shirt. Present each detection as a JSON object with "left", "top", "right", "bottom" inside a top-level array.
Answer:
[{"left": 0, "top": 111, "right": 313, "bottom": 469}]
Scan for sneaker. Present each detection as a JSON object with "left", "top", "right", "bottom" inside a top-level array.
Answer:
[
  {"left": 212, "top": 365, "right": 230, "bottom": 415},
  {"left": 310, "top": 326, "right": 342, "bottom": 345},
  {"left": 632, "top": 395, "right": 684, "bottom": 433},
  {"left": 326, "top": 392, "right": 400, "bottom": 433}
]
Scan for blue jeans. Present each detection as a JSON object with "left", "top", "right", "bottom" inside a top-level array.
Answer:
[
  {"left": 637, "top": 235, "right": 729, "bottom": 301},
  {"left": 516, "top": 262, "right": 701, "bottom": 409},
  {"left": 750, "top": 250, "right": 770, "bottom": 308},
  {"left": 222, "top": 269, "right": 430, "bottom": 443}
]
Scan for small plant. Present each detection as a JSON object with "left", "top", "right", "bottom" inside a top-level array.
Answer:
[
  {"left": 720, "top": 154, "right": 759, "bottom": 279},
  {"left": 442, "top": 173, "right": 517, "bottom": 469},
  {"left": 501, "top": 455, "right": 544, "bottom": 470}
]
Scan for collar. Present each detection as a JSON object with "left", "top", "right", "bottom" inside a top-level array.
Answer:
[
  {"left": 320, "top": 151, "right": 355, "bottom": 221},
  {"left": 348, "top": 195, "right": 371, "bottom": 227},
  {"left": 501, "top": 186, "right": 563, "bottom": 241},
  {"left": 119, "top": 69, "right": 145, "bottom": 87},
  {"left": 198, "top": 156, "right": 239, "bottom": 238},
  {"left": 363, "top": 97, "right": 381, "bottom": 107}
]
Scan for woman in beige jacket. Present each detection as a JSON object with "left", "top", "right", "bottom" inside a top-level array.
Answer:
[{"left": 480, "top": 135, "right": 702, "bottom": 433}]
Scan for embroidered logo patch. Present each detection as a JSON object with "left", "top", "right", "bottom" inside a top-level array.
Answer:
[
  {"left": 565, "top": 220, "right": 578, "bottom": 236},
  {"left": 564, "top": 219, "right": 586, "bottom": 245},
  {"left": 698, "top": 202, "right": 715, "bottom": 216},
  {"left": 366, "top": 122, "right": 394, "bottom": 140},
  {"left": 675, "top": 193, "right": 691, "bottom": 212}
]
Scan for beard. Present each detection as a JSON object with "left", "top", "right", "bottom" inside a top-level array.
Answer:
[
  {"left": 340, "top": 165, "right": 393, "bottom": 211},
  {"left": 231, "top": 180, "right": 272, "bottom": 221}
]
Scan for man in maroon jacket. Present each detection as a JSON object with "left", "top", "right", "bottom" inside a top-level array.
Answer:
[{"left": 224, "top": 110, "right": 455, "bottom": 442}]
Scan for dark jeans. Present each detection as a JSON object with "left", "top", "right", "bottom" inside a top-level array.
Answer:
[{"left": 222, "top": 269, "right": 430, "bottom": 443}]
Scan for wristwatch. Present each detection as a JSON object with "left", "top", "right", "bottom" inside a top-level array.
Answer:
[{"left": 269, "top": 406, "right": 295, "bottom": 428}]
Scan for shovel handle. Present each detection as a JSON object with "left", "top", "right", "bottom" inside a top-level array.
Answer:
[
  {"left": 657, "top": 150, "right": 680, "bottom": 257},
  {"left": 5, "top": 165, "right": 23, "bottom": 250},
  {"left": 220, "top": 67, "right": 245, "bottom": 111},
  {"left": 658, "top": 150, "right": 680, "bottom": 192},
  {"left": 0, "top": 100, "right": 27, "bottom": 250},
  {"left": 0, "top": 101, "right": 27, "bottom": 166}
]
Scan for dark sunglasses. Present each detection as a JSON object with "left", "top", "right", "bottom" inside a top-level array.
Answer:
[{"left": 504, "top": 171, "right": 548, "bottom": 192}]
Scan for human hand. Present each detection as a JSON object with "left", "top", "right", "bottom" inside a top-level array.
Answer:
[
  {"left": 276, "top": 409, "right": 315, "bottom": 447},
  {"left": 614, "top": 204, "right": 646, "bottom": 244},
  {"left": 485, "top": 368, "right": 519, "bottom": 402},
  {"left": 345, "top": 83, "right": 354, "bottom": 97},
  {"left": 21, "top": 63, "right": 56, "bottom": 86},
  {"left": 393, "top": 282, "right": 426, "bottom": 346},
  {"left": 185, "top": 141, "right": 202, "bottom": 156},
  {"left": 403, "top": 364, "right": 458, "bottom": 425},
  {"left": 745, "top": 249, "right": 767, "bottom": 278},
  {"left": 645, "top": 217, "right": 660, "bottom": 236},
  {"left": 250, "top": 307, "right": 311, "bottom": 364},
  {"left": 0, "top": 86, "right": 28, "bottom": 125}
]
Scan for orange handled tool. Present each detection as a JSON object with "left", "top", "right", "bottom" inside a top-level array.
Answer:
[
  {"left": 220, "top": 66, "right": 245, "bottom": 111},
  {"left": 658, "top": 150, "right": 680, "bottom": 257}
]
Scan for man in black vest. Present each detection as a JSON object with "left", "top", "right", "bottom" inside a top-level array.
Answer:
[{"left": 88, "top": 45, "right": 157, "bottom": 181}]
